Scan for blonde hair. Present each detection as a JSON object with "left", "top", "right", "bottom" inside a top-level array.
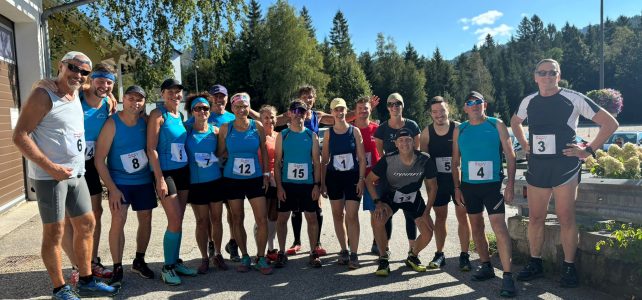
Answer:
[{"left": 534, "top": 58, "right": 560, "bottom": 72}]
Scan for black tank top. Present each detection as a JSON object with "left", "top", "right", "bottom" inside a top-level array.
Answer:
[{"left": 428, "top": 122, "right": 455, "bottom": 183}]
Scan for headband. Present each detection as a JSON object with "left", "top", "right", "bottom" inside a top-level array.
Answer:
[
  {"left": 231, "top": 93, "right": 250, "bottom": 106},
  {"left": 91, "top": 71, "right": 116, "bottom": 82},
  {"left": 191, "top": 97, "right": 210, "bottom": 110}
]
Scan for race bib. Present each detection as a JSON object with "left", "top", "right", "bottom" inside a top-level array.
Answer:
[
  {"left": 365, "top": 152, "right": 372, "bottom": 168},
  {"left": 170, "top": 143, "right": 187, "bottom": 162},
  {"left": 195, "top": 152, "right": 218, "bottom": 168},
  {"left": 435, "top": 157, "right": 452, "bottom": 173},
  {"left": 533, "top": 134, "right": 556, "bottom": 155},
  {"left": 233, "top": 158, "right": 256, "bottom": 176},
  {"left": 468, "top": 161, "right": 493, "bottom": 181},
  {"left": 85, "top": 141, "right": 95, "bottom": 161},
  {"left": 65, "top": 131, "right": 85, "bottom": 157},
  {"left": 286, "top": 163, "right": 309, "bottom": 181},
  {"left": 120, "top": 149, "right": 148, "bottom": 174},
  {"left": 333, "top": 153, "right": 355, "bottom": 171},
  {"left": 393, "top": 190, "right": 417, "bottom": 204}
]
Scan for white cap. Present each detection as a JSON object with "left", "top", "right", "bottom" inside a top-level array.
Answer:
[{"left": 61, "top": 51, "right": 92, "bottom": 68}]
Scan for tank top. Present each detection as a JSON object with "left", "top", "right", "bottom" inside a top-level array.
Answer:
[
  {"left": 304, "top": 111, "right": 319, "bottom": 134},
  {"left": 281, "top": 128, "right": 314, "bottom": 184},
  {"left": 224, "top": 119, "right": 262, "bottom": 179},
  {"left": 428, "top": 122, "right": 455, "bottom": 181},
  {"left": 327, "top": 125, "right": 358, "bottom": 173},
  {"left": 356, "top": 122, "right": 380, "bottom": 174},
  {"left": 186, "top": 124, "right": 221, "bottom": 184},
  {"left": 81, "top": 93, "right": 109, "bottom": 161},
  {"left": 157, "top": 106, "right": 188, "bottom": 171},
  {"left": 108, "top": 114, "right": 151, "bottom": 185},
  {"left": 458, "top": 117, "right": 503, "bottom": 184},
  {"left": 29, "top": 88, "right": 85, "bottom": 180}
]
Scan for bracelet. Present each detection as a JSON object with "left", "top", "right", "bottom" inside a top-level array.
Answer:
[
  {"left": 263, "top": 172, "right": 270, "bottom": 176},
  {"left": 359, "top": 176, "right": 365, "bottom": 181},
  {"left": 314, "top": 182, "right": 321, "bottom": 186}
]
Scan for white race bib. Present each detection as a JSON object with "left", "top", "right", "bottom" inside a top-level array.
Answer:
[
  {"left": 333, "top": 153, "right": 355, "bottom": 171},
  {"left": 65, "top": 131, "right": 85, "bottom": 157},
  {"left": 286, "top": 163, "right": 309, "bottom": 181},
  {"left": 170, "top": 143, "right": 187, "bottom": 162},
  {"left": 85, "top": 141, "right": 96, "bottom": 161},
  {"left": 468, "top": 161, "right": 493, "bottom": 181},
  {"left": 233, "top": 158, "right": 256, "bottom": 176},
  {"left": 393, "top": 190, "right": 417, "bottom": 204},
  {"left": 120, "top": 150, "right": 148, "bottom": 174},
  {"left": 533, "top": 134, "right": 556, "bottom": 155},
  {"left": 435, "top": 157, "right": 452, "bottom": 173},
  {"left": 365, "top": 152, "right": 372, "bottom": 168},
  {"left": 195, "top": 152, "right": 217, "bottom": 168}
]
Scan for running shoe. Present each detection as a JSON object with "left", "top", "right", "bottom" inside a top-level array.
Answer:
[
  {"left": 175, "top": 259, "right": 198, "bottom": 277},
  {"left": 348, "top": 253, "right": 360, "bottom": 269},
  {"left": 225, "top": 240, "right": 241, "bottom": 262},
  {"left": 500, "top": 275, "right": 517, "bottom": 298},
  {"left": 309, "top": 253, "right": 322, "bottom": 268},
  {"left": 405, "top": 254, "right": 427, "bottom": 272},
  {"left": 211, "top": 254, "right": 229, "bottom": 271},
  {"left": 274, "top": 252, "right": 288, "bottom": 268},
  {"left": 107, "top": 265, "right": 123, "bottom": 287},
  {"left": 286, "top": 242, "right": 301, "bottom": 255},
  {"left": 237, "top": 255, "right": 251, "bottom": 273},
  {"left": 254, "top": 256, "right": 273, "bottom": 275},
  {"left": 69, "top": 267, "right": 79, "bottom": 288},
  {"left": 132, "top": 258, "right": 155, "bottom": 279},
  {"left": 560, "top": 264, "right": 579, "bottom": 288},
  {"left": 472, "top": 263, "right": 496, "bottom": 281},
  {"left": 197, "top": 258, "right": 209, "bottom": 274},
  {"left": 314, "top": 244, "right": 327, "bottom": 256},
  {"left": 161, "top": 265, "right": 181, "bottom": 286},
  {"left": 337, "top": 250, "right": 350, "bottom": 265},
  {"left": 428, "top": 252, "right": 446, "bottom": 269},
  {"left": 459, "top": 252, "right": 472, "bottom": 272},
  {"left": 53, "top": 285, "right": 79, "bottom": 300},
  {"left": 375, "top": 257, "right": 390, "bottom": 277},
  {"left": 76, "top": 277, "right": 119, "bottom": 297},
  {"left": 208, "top": 241, "right": 215, "bottom": 260},
  {"left": 266, "top": 249, "right": 279, "bottom": 262},
  {"left": 516, "top": 258, "right": 544, "bottom": 281},
  {"left": 91, "top": 257, "right": 113, "bottom": 279}
]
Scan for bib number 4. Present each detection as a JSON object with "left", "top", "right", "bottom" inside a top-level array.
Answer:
[{"left": 468, "top": 161, "right": 493, "bottom": 181}]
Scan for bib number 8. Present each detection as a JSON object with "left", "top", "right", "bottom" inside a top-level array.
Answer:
[{"left": 132, "top": 158, "right": 140, "bottom": 169}]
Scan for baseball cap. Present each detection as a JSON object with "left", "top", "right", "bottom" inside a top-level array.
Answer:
[
  {"left": 160, "top": 78, "right": 184, "bottom": 91},
  {"left": 124, "top": 85, "right": 146, "bottom": 98},
  {"left": 209, "top": 84, "right": 228, "bottom": 96},
  {"left": 387, "top": 92, "right": 404, "bottom": 104},
  {"left": 330, "top": 98, "right": 347, "bottom": 109},
  {"left": 396, "top": 128, "right": 413, "bottom": 139},
  {"left": 289, "top": 101, "right": 309, "bottom": 111},
  {"left": 466, "top": 91, "right": 484, "bottom": 101},
  {"left": 61, "top": 51, "right": 92, "bottom": 68}
]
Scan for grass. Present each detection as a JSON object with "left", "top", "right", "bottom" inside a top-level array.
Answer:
[{"left": 469, "top": 233, "right": 498, "bottom": 256}]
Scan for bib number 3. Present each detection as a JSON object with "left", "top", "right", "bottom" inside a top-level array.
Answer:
[{"left": 533, "top": 134, "right": 556, "bottom": 155}]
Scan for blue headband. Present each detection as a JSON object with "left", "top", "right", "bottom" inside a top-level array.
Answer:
[
  {"left": 191, "top": 97, "right": 210, "bottom": 110},
  {"left": 90, "top": 71, "right": 116, "bottom": 82}
]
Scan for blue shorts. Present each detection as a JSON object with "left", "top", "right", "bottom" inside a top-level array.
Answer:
[
  {"left": 362, "top": 183, "right": 384, "bottom": 212},
  {"left": 116, "top": 183, "right": 158, "bottom": 211}
]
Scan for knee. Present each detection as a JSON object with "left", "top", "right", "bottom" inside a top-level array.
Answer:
[
  {"left": 137, "top": 211, "right": 152, "bottom": 224},
  {"left": 93, "top": 205, "right": 103, "bottom": 217},
  {"left": 255, "top": 216, "right": 268, "bottom": 228},
  {"left": 195, "top": 216, "right": 209, "bottom": 229},
  {"left": 304, "top": 213, "right": 318, "bottom": 225}
]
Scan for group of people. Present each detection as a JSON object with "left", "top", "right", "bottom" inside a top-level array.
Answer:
[{"left": 12, "top": 51, "right": 618, "bottom": 300}]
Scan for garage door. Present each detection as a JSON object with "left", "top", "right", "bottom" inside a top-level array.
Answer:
[{"left": 0, "top": 16, "right": 25, "bottom": 208}]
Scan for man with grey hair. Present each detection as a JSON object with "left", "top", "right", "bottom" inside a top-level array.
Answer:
[{"left": 13, "top": 51, "right": 117, "bottom": 299}]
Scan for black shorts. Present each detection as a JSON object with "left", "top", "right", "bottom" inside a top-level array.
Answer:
[
  {"left": 84, "top": 159, "right": 103, "bottom": 196},
  {"left": 526, "top": 157, "right": 582, "bottom": 188},
  {"left": 116, "top": 183, "right": 158, "bottom": 211},
  {"left": 434, "top": 177, "right": 455, "bottom": 207},
  {"left": 224, "top": 176, "right": 265, "bottom": 200},
  {"left": 188, "top": 178, "right": 225, "bottom": 205},
  {"left": 161, "top": 166, "right": 190, "bottom": 195},
  {"left": 386, "top": 193, "right": 427, "bottom": 220},
  {"left": 325, "top": 170, "right": 360, "bottom": 201},
  {"left": 460, "top": 181, "right": 504, "bottom": 215},
  {"left": 278, "top": 183, "right": 318, "bottom": 213}
]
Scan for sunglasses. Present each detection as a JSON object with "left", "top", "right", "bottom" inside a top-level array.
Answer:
[
  {"left": 66, "top": 63, "right": 91, "bottom": 76},
  {"left": 290, "top": 107, "right": 307, "bottom": 115},
  {"left": 387, "top": 101, "right": 403, "bottom": 108},
  {"left": 193, "top": 106, "right": 210, "bottom": 112},
  {"left": 465, "top": 99, "right": 484, "bottom": 106},
  {"left": 535, "top": 70, "right": 559, "bottom": 77}
]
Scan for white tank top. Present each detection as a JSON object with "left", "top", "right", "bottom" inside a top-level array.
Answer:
[{"left": 28, "top": 88, "right": 86, "bottom": 180}]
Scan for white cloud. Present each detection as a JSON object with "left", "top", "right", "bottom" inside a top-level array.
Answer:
[
  {"left": 462, "top": 25, "right": 470, "bottom": 31},
  {"left": 474, "top": 24, "right": 513, "bottom": 45},
  {"left": 460, "top": 10, "right": 504, "bottom": 26}
]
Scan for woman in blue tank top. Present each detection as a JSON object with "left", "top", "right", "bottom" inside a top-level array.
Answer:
[
  {"left": 217, "top": 92, "right": 272, "bottom": 274},
  {"left": 146, "top": 79, "right": 196, "bottom": 285},
  {"left": 183, "top": 94, "right": 227, "bottom": 273},
  {"left": 320, "top": 98, "right": 367, "bottom": 267}
]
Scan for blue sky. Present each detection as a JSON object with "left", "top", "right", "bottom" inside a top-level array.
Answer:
[{"left": 257, "top": 0, "right": 641, "bottom": 60}]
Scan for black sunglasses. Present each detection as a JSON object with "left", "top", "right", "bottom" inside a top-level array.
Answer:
[
  {"left": 193, "top": 106, "right": 210, "bottom": 112},
  {"left": 535, "top": 70, "right": 559, "bottom": 77},
  {"left": 66, "top": 63, "right": 91, "bottom": 76},
  {"left": 387, "top": 101, "right": 403, "bottom": 108}
]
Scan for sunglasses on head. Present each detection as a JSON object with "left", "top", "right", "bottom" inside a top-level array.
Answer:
[
  {"left": 535, "top": 70, "right": 559, "bottom": 77},
  {"left": 465, "top": 99, "right": 484, "bottom": 106},
  {"left": 387, "top": 101, "right": 403, "bottom": 108},
  {"left": 290, "top": 107, "right": 307, "bottom": 115},
  {"left": 66, "top": 63, "right": 91, "bottom": 76},
  {"left": 193, "top": 106, "right": 210, "bottom": 112}
]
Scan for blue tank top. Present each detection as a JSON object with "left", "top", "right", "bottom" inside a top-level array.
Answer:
[
  {"left": 157, "top": 106, "right": 188, "bottom": 171},
  {"left": 223, "top": 119, "right": 262, "bottom": 179},
  {"left": 81, "top": 93, "right": 109, "bottom": 160},
  {"left": 108, "top": 114, "right": 152, "bottom": 185},
  {"left": 458, "top": 117, "right": 503, "bottom": 184},
  {"left": 327, "top": 125, "right": 358, "bottom": 173},
  {"left": 304, "top": 111, "right": 319, "bottom": 134},
  {"left": 281, "top": 128, "right": 314, "bottom": 184},
  {"left": 186, "top": 124, "right": 222, "bottom": 184}
]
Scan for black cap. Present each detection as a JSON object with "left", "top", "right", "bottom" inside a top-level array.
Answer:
[
  {"left": 124, "top": 85, "right": 146, "bottom": 98},
  {"left": 466, "top": 91, "right": 484, "bottom": 101},
  {"left": 396, "top": 128, "right": 413, "bottom": 139},
  {"left": 160, "top": 78, "right": 184, "bottom": 91},
  {"left": 208, "top": 84, "right": 228, "bottom": 96},
  {"left": 289, "top": 101, "right": 308, "bottom": 111}
]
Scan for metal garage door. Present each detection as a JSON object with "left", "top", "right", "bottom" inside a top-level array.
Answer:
[{"left": 0, "top": 15, "right": 25, "bottom": 208}]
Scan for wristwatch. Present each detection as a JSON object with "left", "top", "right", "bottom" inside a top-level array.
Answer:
[
  {"left": 314, "top": 182, "right": 321, "bottom": 187},
  {"left": 585, "top": 146, "right": 596, "bottom": 158}
]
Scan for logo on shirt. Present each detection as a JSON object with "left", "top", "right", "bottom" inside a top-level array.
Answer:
[{"left": 393, "top": 172, "right": 422, "bottom": 177}]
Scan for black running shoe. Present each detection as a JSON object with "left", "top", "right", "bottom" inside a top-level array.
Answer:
[
  {"left": 560, "top": 264, "right": 579, "bottom": 288},
  {"left": 274, "top": 252, "right": 288, "bottom": 268},
  {"left": 500, "top": 275, "right": 517, "bottom": 298},
  {"left": 375, "top": 257, "right": 390, "bottom": 277},
  {"left": 516, "top": 258, "right": 544, "bottom": 281},
  {"left": 132, "top": 258, "right": 155, "bottom": 279},
  {"left": 459, "top": 252, "right": 472, "bottom": 271},
  {"left": 108, "top": 265, "right": 123, "bottom": 287},
  {"left": 472, "top": 263, "right": 496, "bottom": 281}
]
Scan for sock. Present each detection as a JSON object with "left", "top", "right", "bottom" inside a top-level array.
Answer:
[
  {"left": 482, "top": 261, "right": 492, "bottom": 267},
  {"left": 461, "top": 252, "right": 469, "bottom": 256},
  {"left": 53, "top": 285, "right": 66, "bottom": 293},
  {"left": 135, "top": 252, "right": 145, "bottom": 260},
  {"left": 503, "top": 271, "right": 513, "bottom": 277},
  {"left": 267, "top": 220, "right": 276, "bottom": 250},
  {"left": 79, "top": 275, "right": 93, "bottom": 284},
  {"left": 563, "top": 261, "right": 575, "bottom": 267},
  {"left": 163, "top": 230, "right": 180, "bottom": 265},
  {"left": 531, "top": 257, "right": 543, "bottom": 265},
  {"left": 176, "top": 231, "right": 183, "bottom": 262},
  {"left": 113, "top": 262, "right": 122, "bottom": 270}
]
